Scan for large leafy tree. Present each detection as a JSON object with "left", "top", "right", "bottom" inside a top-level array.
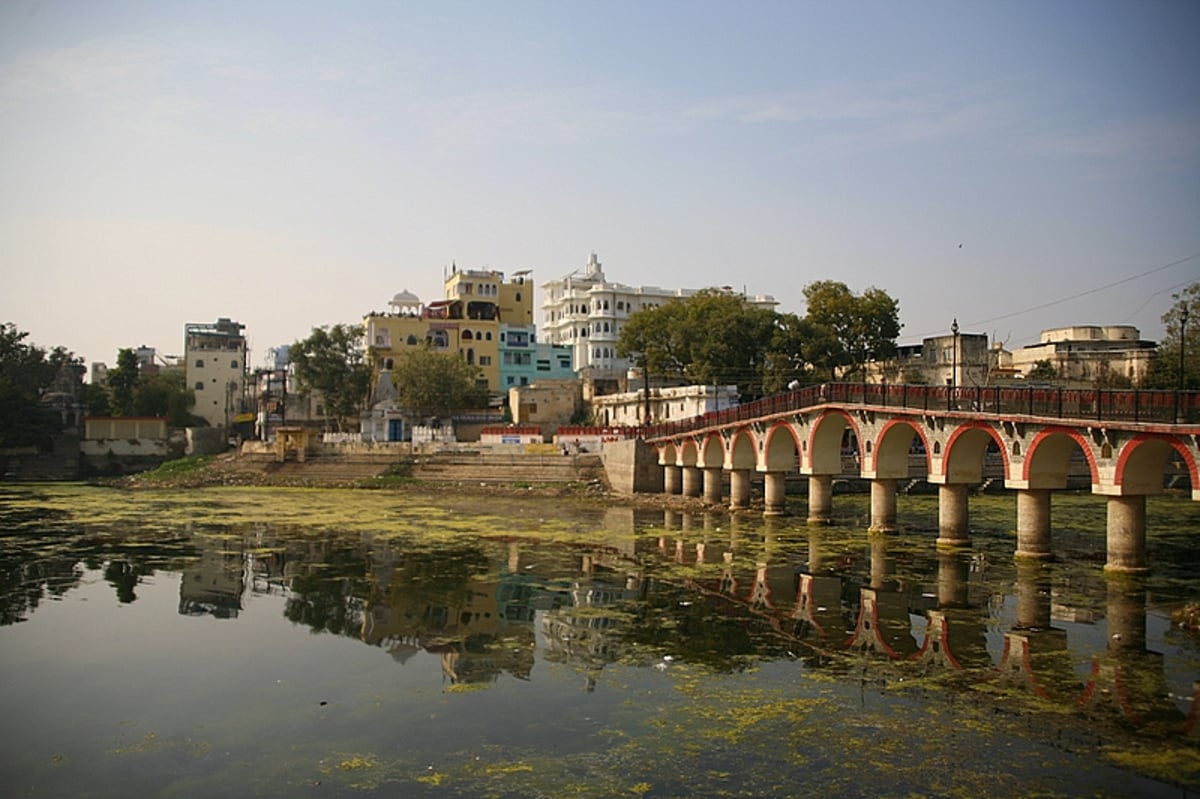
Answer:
[
  {"left": 616, "top": 297, "right": 692, "bottom": 380},
  {"left": 290, "top": 324, "right": 373, "bottom": 431},
  {"left": 390, "top": 345, "right": 490, "bottom": 420},
  {"left": 133, "top": 370, "right": 197, "bottom": 426},
  {"left": 760, "top": 312, "right": 841, "bottom": 393},
  {"left": 1143, "top": 281, "right": 1199, "bottom": 390},
  {"left": 107, "top": 348, "right": 140, "bottom": 416},
  {"left": 0, "top": 323, "right": 78, "bottom": 448},
  {"left": 617, "top": 290, "right": 797, "bottom": 399},
  {"left": 801, "top": 280, "right": 901, "bottom": 380},
  {"left": 617, "top": 288, "right": 876, "bottom": 399}
]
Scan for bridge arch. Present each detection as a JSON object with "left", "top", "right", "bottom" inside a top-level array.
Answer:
[
  {"left": 808, "top": 410, "right": 860, "bottom": 475},
  {"left": 1113, "top": 434, "right": 1197, "bottom": 496},
  {"left": 699, "top": 432, "right": 725, "bottom": 469},
  {"left": 677, "top": 438, "right": 700, "bottom": 468},
  {"left": 1021, "top": 427, "right": 1099, "bottom": 489},
  {"left": 727, "top": 428, "right": 757, "bottom": 471},
  {"left": 764, "top": 421, "right": 801, "bottom": 472},
  {"left": 872, "top": 418, "right": 929, "bottom": 479},
  {"left": 657, "top": 441, "right": 678, "bottom": 466},
  {"left": 941, "top": 422, "right": 1008, "bottom": 484}
]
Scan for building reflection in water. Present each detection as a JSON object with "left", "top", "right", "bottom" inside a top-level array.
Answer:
[{"left": 70, "top": 509, "right": 1184, "bottom": 741}]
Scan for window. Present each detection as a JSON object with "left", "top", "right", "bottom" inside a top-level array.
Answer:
[
  {"left": 231, "top": 360, "right": 239, "bottom": 369},
  {"left": 195, "top": 359, "right": 204, "bottom": 367},
  {"left": 407, "top": 334, "right": 419, "bottom": 345},
  {"left": 463, "top": 330, "right": 474, "bottom": 340},
  {"left": 195, "top": 381, "right": 204, "bottom": 390},
  {"left": 479, "top": 355, "right": 491, "bottom": 366}
]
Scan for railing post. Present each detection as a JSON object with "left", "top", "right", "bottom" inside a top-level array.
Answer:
[{"left": 1057, "top": 388, "right": 1063, "bottom": 419}]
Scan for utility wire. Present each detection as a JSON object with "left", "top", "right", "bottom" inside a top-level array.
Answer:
[{"left": 963, "top": 252, "right": 1199, "bottom": 329}]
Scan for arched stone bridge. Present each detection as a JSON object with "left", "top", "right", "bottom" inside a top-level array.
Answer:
[{"left": 642, "top": 383, "right": 1200, "bottom": 573}]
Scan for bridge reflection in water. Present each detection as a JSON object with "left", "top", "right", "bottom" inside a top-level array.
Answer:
[
  {"left": 641, "top": 382, "right": 1199, "bottom": 572},
  {"left": 642, "top": 509, "right": 1198, "bottom": 743}
]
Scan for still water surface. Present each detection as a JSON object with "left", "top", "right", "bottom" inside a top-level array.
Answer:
[{"left": 1, "top": 484, "right": 1198, "bottom": 798}]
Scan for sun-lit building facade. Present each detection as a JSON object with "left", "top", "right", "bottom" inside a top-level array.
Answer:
[
  {"left": 541, "top": 252, "right": 778, "bottom": 382},
  {"left": 364, "top": 266, "right": 573, "bottom": 399}
]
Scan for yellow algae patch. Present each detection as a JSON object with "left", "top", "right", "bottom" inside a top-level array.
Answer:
[
  {"left": 416, "top": 770, "right": 447, "bottom": 785},
  {"left": 338, "top": 755, "right": 376, "bottom": 770}
]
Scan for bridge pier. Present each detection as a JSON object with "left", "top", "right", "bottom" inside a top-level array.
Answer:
[
  {"left": 728, "top": 469, "right": 751, "bottom": 510},
  {"left": 702, "top": 467, "right": 723, "bottom": 504},
  {"left": 763, "top": 472, "right": 787, "bottom": 516},
  {"left": 1105, "top": 495, "right": 1149, "bottom": 573},
  {"left": 663, "top": 465, "right": 682, "bottom": 495},
  {"left": 936, "top": 483, "right": 970, "bottom": 547},
  {"left": 1015, "top": 559, "right": 1051, "bottom": 629},
  {"left": 869, "top": 478, "right": 898, "bottom": 532},
  {"left": 938, "top": 551, "right": 970, "bottom": 608},
  {"left": 807, "top": 474, "right": 833, "bottom": 524},
  {"left": 1015, "top": 489, "right": 1052, "bottom": 559},
  {"left": 681, "top": 466, "right": 703, "bottom": 498}
]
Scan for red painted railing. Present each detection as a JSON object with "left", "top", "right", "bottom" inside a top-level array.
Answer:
[{"left": 640, "top": 383, "right": 1200, "bottom": 440}]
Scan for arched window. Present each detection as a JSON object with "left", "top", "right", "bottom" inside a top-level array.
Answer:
[
  {"left": 485, "top": 331, "right": 492, "bottom": 340},
  {"left": 384, "top": 358, "right": 394, "bottom": 369},
  {"left": 466, "top": 348, "right": 475, "bottom": 365},
  {"left": 407, "top": 334, "right": 418, "bottom": 345},
  {"left": 463, "top": 330, "right": 474, "bottom": 340}
]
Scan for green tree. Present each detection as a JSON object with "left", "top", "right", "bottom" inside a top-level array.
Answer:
[
  {"left": 761, "top": 312, "right": 841, "bottom": 393},
  {"left": 1027, "top": 359, "right": 1057, "bottom": 381},
  {"left": 107, "top": 348, "right": 140, "bottom": 416},
  {"left": 801, "top": 280, "right": 901, "bottom": 380},
  {"left": 0, "top": 323, "right": 71, "bottom": 448},
  {"left": 617, "top": 290, "right": 785, "bottom": 399},
  {"left": 291, "top": 324, "right": 373, "bottom": 431},
  {"left": 390, "top": 345, "right": 490, "bottom": 420},
  {"left": 615, "top": 297, "right": 692, "bottom": 381},
  {"left": 133, "top": 369, "right": 197, "bottom": 426},
  {"left": 617, "top": 289, "right": 858, "bottom": 399},
  {"left": 1143, "top": 282, "right": 1199, "bottom": 390}
]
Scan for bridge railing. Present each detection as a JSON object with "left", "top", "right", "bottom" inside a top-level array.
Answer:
[{"left": 643, "top": 383, "right": 1200, "bottom": 439}]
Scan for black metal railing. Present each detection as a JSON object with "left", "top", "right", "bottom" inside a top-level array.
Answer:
[{"left": 642, "top": 383, "right": 1200, "bottom": 440}]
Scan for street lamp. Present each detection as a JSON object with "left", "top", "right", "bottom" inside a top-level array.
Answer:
[{"left": 950, "top": 318, "right": 959, "bottom": 391}]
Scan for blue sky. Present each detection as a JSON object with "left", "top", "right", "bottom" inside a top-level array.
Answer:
[{"left": 2, "top": 0, "right": 1197, "bottom": 370}]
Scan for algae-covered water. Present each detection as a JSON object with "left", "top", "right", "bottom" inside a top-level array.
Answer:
[{"left": 1, "top": 483, "right": 1198, "bottom": 798}]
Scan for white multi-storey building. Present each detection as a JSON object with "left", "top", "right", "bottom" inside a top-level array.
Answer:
[
  {"left": 541, "top": 253, "right": 777, "bottom": 381},
  {"left": 184, "top": 318, "right": 248, "bottom": 429}
]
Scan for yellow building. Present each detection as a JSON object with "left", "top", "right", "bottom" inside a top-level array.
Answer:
[{"left": 364, "top": 267, "right": 536, "bottom": 395}]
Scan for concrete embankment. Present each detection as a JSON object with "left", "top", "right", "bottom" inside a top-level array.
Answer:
[{"left": 161, "top": 446, "right": 613, "bottom": 492}]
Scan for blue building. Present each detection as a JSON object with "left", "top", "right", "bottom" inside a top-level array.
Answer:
[{"left": 499, "top": 323, "right": 575, "bottom": 389}]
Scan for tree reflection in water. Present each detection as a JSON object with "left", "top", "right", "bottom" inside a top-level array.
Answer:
[{"left": 0, "top": 485, "right": 1197, "bottom": 797}]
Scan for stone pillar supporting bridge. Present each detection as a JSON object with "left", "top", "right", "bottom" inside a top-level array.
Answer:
[{"left": 643, "top": 383, "right": 1200, "bottom": 573}]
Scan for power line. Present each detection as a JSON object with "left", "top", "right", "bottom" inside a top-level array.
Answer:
[{"left": 963, "top": 253, "right": 1199, "bottom": 330}]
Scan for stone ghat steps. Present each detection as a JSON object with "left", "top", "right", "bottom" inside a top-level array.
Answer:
[
  {"left": 219, "top": 452, "right": 607, "bottom": 486},
  {"left": 411, "top": 454, "right": 606, "bottom": 485}
]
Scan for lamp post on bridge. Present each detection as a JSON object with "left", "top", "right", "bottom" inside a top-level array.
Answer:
[{"left": 950, "top": 319, "right": 959, "bottom": 408}]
